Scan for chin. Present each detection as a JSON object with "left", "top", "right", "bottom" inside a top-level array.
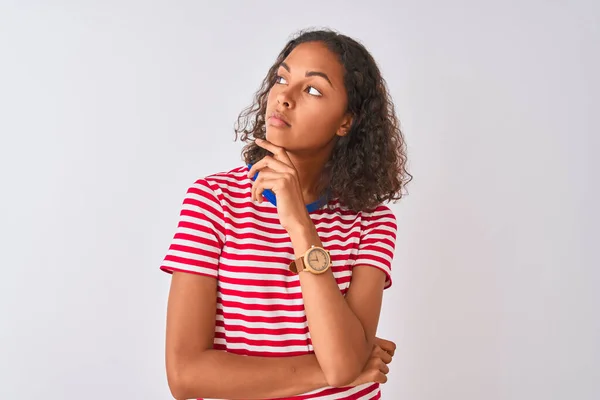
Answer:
[{"left": 265, "top": 128, "right": 288, "bottom": 147}]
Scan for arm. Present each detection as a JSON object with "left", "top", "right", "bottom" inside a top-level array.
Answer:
[
  {"left": 165, "top": 271, "right": 329, "bottom": 400},
  {"left": 247, "top": 140, "right": 396, "bottom": 388},
  {"left": 289, "top": 226, "right": 387, "bottom": 388}
]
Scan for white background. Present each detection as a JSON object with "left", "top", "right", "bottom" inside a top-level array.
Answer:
[{"left": 0, "top": 1, "right": 598, "bottom": 399}]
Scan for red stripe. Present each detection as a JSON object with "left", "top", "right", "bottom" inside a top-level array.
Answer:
[
  {"left": 177, "top": 219, "right": 220, "bottom": 238},
  {"left": 264, "top": 386, "right": 356, "bottom": 400},
  {"left": 337, "top": 383, "right": 379, "bottom": 399},
  {"left": 224, "top": 347, "right": 311, "bottom": 358},
  {"left": 221, "top": 250, "right": 292, "bottom": 264},
  {"left": 355, "top": 253, "right": 391, "bottom": 266},
  {"left": 162, "top": 254, "right": 218, "bottom": 272},
  {"left": 210, "top": 178, "right": 252, "bottom": 190},
  {"left": 159, "top": 266, "right": 216, "bottom": 278},
  {"left": 226, "top": 230, "right": 292, "bottom": 244},
  {"left": 314, "top": 214, "right": 361, "bottom": 228},
  {"left": 212, "top": 343, "right": 227, "bottom": 351},
  {"left": 169, "top": 241, "right": 220, "bottom": 258},
  {"left": 223, "top": 205, "right": 363, "bottom": 228},
  {"left": 217, "top": 285, "right": 348, "bottom": 300},
  {"left": 229, "top": 220, "right": 289, "bottom": 235},
  {"left": 215, "top": 332, "right": 311, "bottom": 348},
  {"left": 369, "top": 390, "right": 381, "bottom": 399},
  {"left": 185, "top": 188, "right": 220, "bottom": 209},
  {"left": 218, "top": 274, "right": 352, "bottom": 289},
  {"left": 360, "top": 236, "right": 395, "bottom": 248},
  {"left": 218, "top": 298, "right": 305, "bottom": 312},
  {"left": 219, "top": 263, "right": 293, "bottom": 276},
  {"left": 225, "top": 230, "right": 360, "bottom": 244},
  {"left": 218, "top": 275, "right": 298, "bottom": 288},
  {"left": 317, "top": 224, "right": 362, "bottom": 236},
  {"left": 178, "top": 213, "right": 224, "bottom": 241},
  {"left": 223, "top": 240, "right": 361, "bottom": 256},
  {"left": 226, "top": 207, "right": 281, "bottom": 224},
  {"left": 218, "top": 287, "right": 303, "bottom": 300},
  {"left": 221, "top": 188, "right": 255, "bottom": 199},
  {"left": 218, "top": 263, "right": 352, "bottom": 276},
  {"left": 216, "top": 321, "right": 309, "bottom": 335},
  {"left": 227, "top": 218, "right": 363, "bottom": 237},
  {"left": 173, "top": 231, "right": 220, "bottom": 247},
  {"left": 357, "top": 241, "right": 394, "bottom": 256},
  {"left": 220, "top": 310, "right": 307, "bottom": 324}
]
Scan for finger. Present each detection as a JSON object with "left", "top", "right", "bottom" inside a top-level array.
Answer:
[
  {"left": 251, "top": 173, "right": 267, "bottom": 203},
  {"left": 378, "top": 360, "right": 390, "bottom": 374},
  {"left": 250, "top": 166, "right": 273, "bottom": 202},
  {"left": 252, "top": 178, "right": 282, "bottom": 203},
  {"left": 252, "top": 180, "right": 267, "bottom": 204},
  {"left": 380, "top": 350, "right": 393, "bottom": 364},
  {"left": 252, "top": 172, "right": 283, "bottom": 203},
  {"left": 252, "top": 178, "right": 268, "bottom": 203},
  {"left": 254, "top": 138, "right": 293, "bottom": 165},
  {"left": 253, "top": 170, "right": 283, "bottom": 181},
  {"left": 372, "top": 345, "right": 393, "bottom": 364},
  {"left": 372, "top": 372, "right": 388, "bottom": 384},
  {"left": 375, "top": 338, "right": 396, "bottom": 352},
  {"left": 249, "top": 166, "right": 276, "bottom": 183},
  {"left": 375, "top": 372, "right": 387, "bottom": 383},
  {"left": 248, "top": 156, "right": 294, "bottom": 178},
  {"left": 252, "top": 180, "right": 260, "bottom": 203},
  {"left": 376, "top": 338, "right": 396, "bottom": 356}
]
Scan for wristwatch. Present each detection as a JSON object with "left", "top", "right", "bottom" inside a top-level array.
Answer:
[{"left": 289, "top": 245, "right": 332, "bottom": 274}]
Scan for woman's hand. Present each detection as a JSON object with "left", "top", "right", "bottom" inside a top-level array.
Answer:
[
  {"left": 348, "top": 337, "right": 396, "bottom": 387},
  {"left": 247, "top": 138, "right": 312, "bottom": 233}
]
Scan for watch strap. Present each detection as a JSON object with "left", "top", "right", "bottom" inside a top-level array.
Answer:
[{"left": 289, "top": 256, "right": 306, "bottom": 274}]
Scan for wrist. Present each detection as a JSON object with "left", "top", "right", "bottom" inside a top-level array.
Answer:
[
  {"left": 288, "top": 222, "right": 322, "bottom": 259},
  {"left": 288, "top": 218, "right": 314, "bottom": 236}
]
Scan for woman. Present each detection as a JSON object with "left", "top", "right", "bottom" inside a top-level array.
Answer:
[{"left": 160, "top": 28, "right": 411, "bottom": 400}]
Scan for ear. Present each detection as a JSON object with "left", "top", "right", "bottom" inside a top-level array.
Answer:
[{"left": 336, "top": 113, "right": 353, "bottom": 137}]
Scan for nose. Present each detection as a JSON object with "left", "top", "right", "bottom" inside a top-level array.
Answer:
[{"left": 276, "top": 89, "right": 295, "bottom": 109}]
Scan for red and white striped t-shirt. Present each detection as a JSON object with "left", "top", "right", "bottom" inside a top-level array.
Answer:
[{"left": 160, "top": 165, "right": 397, "bottom": 400}]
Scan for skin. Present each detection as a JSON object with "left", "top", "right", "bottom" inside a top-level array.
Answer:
[
  {"left": 264, "top": 41, "right": 353, "bottom": 204},
  {"left": 248, "top": 138, "right": 387, "bottom": 386},
  {"left": 165, "top": 41, "right": 397, "bottom": 400},
  {"left": 251, "top": 41, "right": 394, "bottom": 386}
]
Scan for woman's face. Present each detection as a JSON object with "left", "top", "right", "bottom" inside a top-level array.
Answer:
[{"left": 265, "top": 41, "right": 352, "bottom": 153}]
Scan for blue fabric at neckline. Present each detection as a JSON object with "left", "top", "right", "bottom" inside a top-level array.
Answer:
[{"left": 247, "top": 164, "right": 329, "bottom": 213}]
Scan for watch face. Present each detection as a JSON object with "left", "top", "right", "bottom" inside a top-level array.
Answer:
[{"left": 306, "top": 248, "right": 330, "bottom": 272}]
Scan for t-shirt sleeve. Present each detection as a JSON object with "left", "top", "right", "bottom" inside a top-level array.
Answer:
[
  {"left": 159, "top": 178, "right": 225, "bottom": 278},
  {"left": 353, "top": 205, "right": 398, "bottom": 289}
]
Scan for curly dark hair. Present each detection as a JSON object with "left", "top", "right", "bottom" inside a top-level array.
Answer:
[{"left": 234, "top": 28, "right": 412, "bottom": 212}]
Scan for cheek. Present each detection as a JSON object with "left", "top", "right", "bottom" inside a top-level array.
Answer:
[
  {"left": 266, "top": 88, "right": 276, "bottom": 107},
  {"left": 300, "top": 102, "right": 342, "bottom": 134}
]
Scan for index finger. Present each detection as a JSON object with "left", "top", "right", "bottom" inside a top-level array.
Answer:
[{"left": 255, "top": 138, "right": 292, "bottom": 165}]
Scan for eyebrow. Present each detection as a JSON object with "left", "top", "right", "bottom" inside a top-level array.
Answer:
[{"left": 280, "top": 62, "right": 333, "bottom": 88}]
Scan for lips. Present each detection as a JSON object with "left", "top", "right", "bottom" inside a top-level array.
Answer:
[{"left": 269, "top": 111, "right": 291, "bottom": 127}]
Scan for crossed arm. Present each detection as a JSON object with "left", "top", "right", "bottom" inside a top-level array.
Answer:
[
  {"left": 165, "top": 261, "right": 387, "bottom": 400},
  {"left": 165, "top": 141, "right": 394, "bottom": 399}
]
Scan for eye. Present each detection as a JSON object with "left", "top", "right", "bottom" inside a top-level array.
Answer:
[
  {"left": 275, "top": 74, "right": 322, "bottom": 97},
  {"left": 306, "top": 86, "right": 322, "bottom": 97}
]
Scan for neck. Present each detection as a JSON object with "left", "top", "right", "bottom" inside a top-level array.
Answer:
[{"left": 287, "top": 152, "right": 331, "bottom": 205}]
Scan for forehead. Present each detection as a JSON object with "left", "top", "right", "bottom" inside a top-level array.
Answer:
[{"left": 282, "top": 41, "right": 345, "bottom": 85}]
